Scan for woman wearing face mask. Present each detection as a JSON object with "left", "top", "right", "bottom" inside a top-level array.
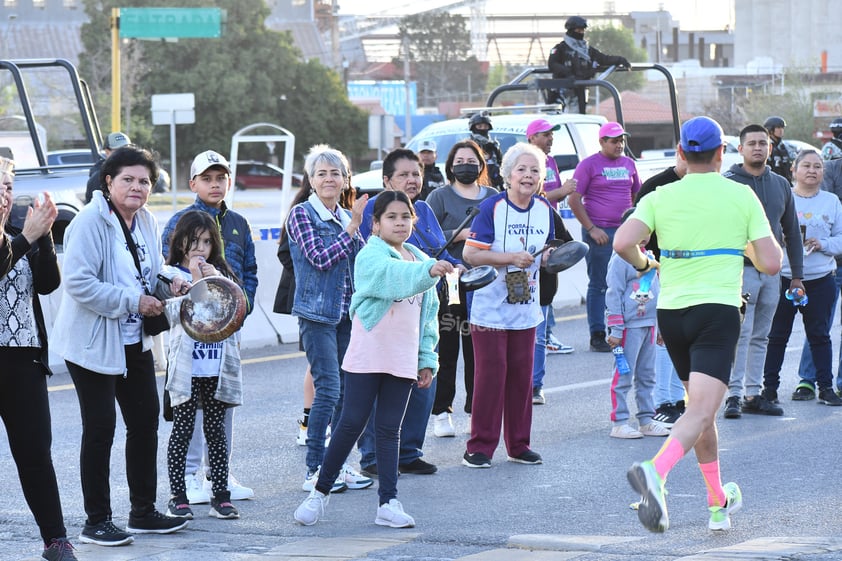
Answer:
[{"left": 425, "top": 140, "right": 498, "bottom": 437}]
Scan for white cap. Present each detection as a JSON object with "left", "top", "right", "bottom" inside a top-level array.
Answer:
[
  {"left": 104, "top": 131, "right": 131, "bottom": 149},
  {"left": 418, "top": 139, "right": 437, "bottom": 152},
  {"left": 190, "top": 150, "right": 231, "bottom": 178}
]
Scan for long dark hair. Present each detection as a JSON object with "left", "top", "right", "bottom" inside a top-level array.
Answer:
[
  {"left": 444, "top": 139, "right": 489, "bottom": 185},
  {"left": 167, "top": 210, "right": 238, "bottom": 282},
  {"left": 372, "top": 190, "right": 415, "bottom": 223}
]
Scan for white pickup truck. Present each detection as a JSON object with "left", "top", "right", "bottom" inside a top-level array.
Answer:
[
  {"left": 352, "top": 63, "right": 680, "bottom": 210},
  {"left": 1, "top": 58, "right": 102, "bottom": 249}
]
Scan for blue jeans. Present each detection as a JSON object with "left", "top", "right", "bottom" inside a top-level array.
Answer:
[
  {"left": 764, "top": 274, "right": 837, "bottom": 392},
  {"left": 299, "top": 316, "right": 351, "bottom": 474},
  {"left": 358, "top": 377, "right": 436, "bottom": 467},
  {"left": 654, "top": 342, "right": 685, "bottom": 406},
  {"left": 798, "top": 265, "right": 842, "bottom": 390},
  {"left": 316, "top": 372, "right": 413, "bottom": 505},
  {"left": 532, "top": 305, "right": 550, "bottom": 390},
  {"left": 583, "top": 225, "right": 617, "bottom": 334}
]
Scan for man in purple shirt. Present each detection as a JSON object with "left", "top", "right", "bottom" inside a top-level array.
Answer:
[{"left": 569, "top": 121, "right": 641, "bottom": 352}]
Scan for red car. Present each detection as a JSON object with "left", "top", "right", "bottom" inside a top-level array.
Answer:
[{"left": 234, "top": 160, "right": 301, "bottom": 190}]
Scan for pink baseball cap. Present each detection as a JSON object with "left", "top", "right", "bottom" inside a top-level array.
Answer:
[
  {"left": 526, "top": 119, "right": 561, "bottom": 137},
  {"left": 598, "top": 121, "right": 630, "bottom": 139}
]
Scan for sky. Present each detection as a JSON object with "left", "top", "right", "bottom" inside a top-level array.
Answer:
[{"left": 337, "top": 0, "right": 736, "bottom": 31}]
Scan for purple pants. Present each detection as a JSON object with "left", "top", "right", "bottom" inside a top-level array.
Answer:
[{"left": 467, "top": 325, "right": 536, "bottom": 459}]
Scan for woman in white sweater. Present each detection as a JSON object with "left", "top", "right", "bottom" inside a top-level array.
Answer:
[{"left": 762, "top": 149, "right": 842, "bottom": 406}]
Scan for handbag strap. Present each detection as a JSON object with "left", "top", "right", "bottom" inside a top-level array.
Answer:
[{"left": 108, "top": 199, "right": 152, "bottom": 296}]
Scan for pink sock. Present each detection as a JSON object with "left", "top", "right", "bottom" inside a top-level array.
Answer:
[
  {"left": 699, "top": 460, "right": 726, "bottom": 507},
  {"left": 651, "top": 437, "right": 685, "bottom": 480}
]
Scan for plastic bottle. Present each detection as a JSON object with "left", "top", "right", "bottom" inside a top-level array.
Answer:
[
  {"left": 785, "top": 287, "right": 808, "bottom": 307},
  {"left": 613, "top": 346, "right": 631, "bottom": 375},
  {"left": 638, "top": 267, "right": 657, "bottom": 294}
]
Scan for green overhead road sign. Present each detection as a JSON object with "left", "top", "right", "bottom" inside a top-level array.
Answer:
[{"left": 120, "top": 8, "right": 223, "bottom": 39}]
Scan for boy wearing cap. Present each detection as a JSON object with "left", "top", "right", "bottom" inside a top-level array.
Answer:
[
  {"left": 161, "top": 150, "right": 258, "bottom": 504},
  {"left": 615, "top": 116, "right": 782, "bottom": 533},
  {"left": 569, "top": 122, "right": 641, "bottom": 353},
  {"left": 417, "top": 140, "right": 445, "bottom": 201},
  {"left": 85, "top": 132, "right": 132, "bottom": 204}
]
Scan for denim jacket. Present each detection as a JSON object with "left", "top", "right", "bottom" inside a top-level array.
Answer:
[{"left": 289, "top": 195, "right": 363, "bottom": 324}]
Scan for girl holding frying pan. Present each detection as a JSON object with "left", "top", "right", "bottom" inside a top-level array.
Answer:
[{"left": 461, "top": 142, "right": 555, "bottom": 468}]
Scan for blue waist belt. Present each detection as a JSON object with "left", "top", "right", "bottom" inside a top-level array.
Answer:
[{"left": 661, "top": 249, "right": 744, "bottom": 259}]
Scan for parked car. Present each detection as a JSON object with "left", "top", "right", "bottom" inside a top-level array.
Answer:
[
  {"left": 47, "top": 149, "right": 100, "bottom": 166},
  {"left": 46, "top": 149, "right": 170, "bottom": 193},
  {"left": 234, "top": 160, "right": 301, "bottom": 190}
]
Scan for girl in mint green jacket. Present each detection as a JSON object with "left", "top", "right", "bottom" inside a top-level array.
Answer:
[{"left": 294, "top": 190, "right": 453, "bottom": 529}]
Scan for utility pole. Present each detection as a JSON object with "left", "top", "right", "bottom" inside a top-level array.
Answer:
[{"left": 403, "top": 35, "right": 412, "bottom": 143}]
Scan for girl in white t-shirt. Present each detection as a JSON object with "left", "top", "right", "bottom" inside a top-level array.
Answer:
[
  {"left": 294, "top": 191, "right": 452, "bottom": 529},
  {"left": 164, "top": 211, "right": 243, "bottom": 521}
]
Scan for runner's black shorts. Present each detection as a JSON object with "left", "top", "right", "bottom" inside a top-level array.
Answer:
[{"left": 657, "top": 303, "right": 741, "bottom": 385}]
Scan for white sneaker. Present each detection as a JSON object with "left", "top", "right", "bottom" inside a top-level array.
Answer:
[
  {"left": 227, "top": 473, "right": 255, "bottom": 500},
  {"left": 338, "top": 463, "right": 373, "bottom": 490},
  {"left": 610, "top": 424, "right": 644, "bottom": 439},
  {"left": 302, "top": 468, "right": 348, "bottom": 493},
  {"left": 185, "top": 471, "right": 210, "bottom": 504},
  {"left": 375, "top": 499, "right": 415, "bottom": 528},
  {"left": 432, "top": 412, "right": 455, "bottom": 438},
  {"left": 294, "top": 489, "right": 329, "bottom": 526},
  {"left": 296, "top": 420, "right": 307, "bottom": 446},
  {"left": 201, "top": 472, "right": 255, "bottom": 500},
  {"left": 639, "top": 422, "right": 671, "bottom": 437}
]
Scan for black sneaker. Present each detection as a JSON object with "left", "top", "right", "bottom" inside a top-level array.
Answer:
[
  {"left": 761, "top": 387, "right": 779, "bottom": 404},
  {"left": 359, "top": 464, "right": 378, "bottom": 478},
  {"left": 79, "top": 518, "right": 134, "bottom": 546},
  {"left": 127, "top": 510, "right": 189, "bottom": 534},
  {"left": 398, "top": 458, "right": 438, "bottom": 475},
  {"left": 818, "top": 388, "right": 842, "bottom": 406},
  {"left": 653, "top": 403, "right": 681, "bottom": 428},
  {"left": 723, "top": 396, "right": 742, "bottom": 419},
  {"left": 210, "top": 491, "right": 240, "bottom": 519},
  {"left": 507, "top": 450, "right": 543, "bottom": 465},
  {"left": 462, "top": 451, "right": 492, "bottom": 468},
  {"left": 166, "top": 494, "right": 194, "bottom": 519},
  {"left": 742, "top": 395, "right": 784, "bottom": 416},
  {"left": 792, "top": 383, "right": 816, "bottom": 401},
  {"left": 589, "top": 331, "right": 612, "bottom": 353},
  {"left": 42, "top": 537, "right": 78, "bottom": 561}
]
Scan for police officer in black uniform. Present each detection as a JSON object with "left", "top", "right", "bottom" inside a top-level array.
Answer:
[
  {"left": 547, "top": 16, "right": 631, "bottom": 113},
  {"left": 764, "top": 115, "right": 793, "bottom": 183},
  {"left": 468, "top": 112, "right": 504, "bottom": 189}
]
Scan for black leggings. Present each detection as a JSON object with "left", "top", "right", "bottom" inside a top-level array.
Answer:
[
  {"left": 167, "top": 377, "right": 229, "bottom": 498},
  {"left": 67, "top": 344, "right": 160, "bottom": 524},
  {"left": 0, "top": 347, "right": 67, "bottom": 545},
  {"left": 433, "top": 295, "right": 475, "bottom": 415}
]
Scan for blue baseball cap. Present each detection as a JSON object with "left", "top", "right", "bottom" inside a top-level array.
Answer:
[{"left": 680, "top": 116, "right": 725, "bottom": 153}]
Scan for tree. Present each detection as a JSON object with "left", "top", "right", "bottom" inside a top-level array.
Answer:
[
  {"left": 740, "top": 68, "right": 821, "bottom": 147},
  {"left": 586, "top": 26, "right": 648, "bottom": 94},
  {"left": 78, "top": 0, "right": 367, "bottom": 175},
  {"left": 395, "top": 12, "right": 487, "bottom": 107}
]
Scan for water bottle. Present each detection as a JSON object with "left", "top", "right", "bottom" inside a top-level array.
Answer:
[
  {"left": 785, "top": 287, "right": 808, "bottom": 307},
  {"left": 638, "top": 267, "right": 657, "bottom": 294},
  {"left": 613, "top": 346, "right": 631, "bottom": 376}
]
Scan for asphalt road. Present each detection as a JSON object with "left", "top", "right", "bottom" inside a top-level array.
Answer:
[{"left": 4, "top": 305, "right": 842, "bottom": 561}]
